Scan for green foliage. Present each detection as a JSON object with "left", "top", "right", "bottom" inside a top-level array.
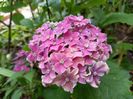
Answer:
[
  {"left": 100, "top": 13, "right": 133, "bottom": 27},
  {"left": 3, "top": 86, "right": 16, "bottom": 99},
  {"left": 73, "top": 61, "right": 132, "bottom": 99},
  {"left": 76, "top": 0, "right": 106, "bottom": 11},
  {"left": 12, "top": 12, "right": 24, "bottom": 25},
  {"left": 43, "top": 86, "right": 70, "bottom": 99},
  {"left": 20, "top": 19, "right": 34, "bottom": 29},
  {"left": 24, "top": 69, "right": 35, "bottom": 83},
  {"left": 0, "top": 1, "right": 26, "bottom": 13},
  {"left": 0, "top": 0, "right": 133, "bottom": 98},
  {"left": 116, "top": 42, "right": 133, "bottom": 52},
  {"left": 1, "top": 69, "right": 36, "bottom": 99},
  {"left": 23, "top": 44, "right": 30, "bottom": 51},
  {"left": 11, "top": 88, "right": 23, "bottom": 99},
  {"left": 0, "top": 15, "right": 4, "bottom": 20},
  {"left": 0, "top": 68, "right": 14, "bottom": 77}
]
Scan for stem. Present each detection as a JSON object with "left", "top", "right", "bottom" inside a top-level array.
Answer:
[
  {"left": 29, "top": 3, "right": 35, "bottom": 20},
  {"left": 46, "top": 0, "right": 51, "bottom": 21},
  {"left": 59, "top": 0, "right": 62, "bottom": 19},
  {"left": 118, "top": 51, "right": 124, "bottom": 66},
  {"left": 8, "top": 0, "right": 13, "bottom": 53},
  {"left": 37, "top": 7, "right": 40, "bottom": 15},
  {"left": 0, "top": 20, "right": 9, "bottom": 27},
  {"left": 75, "top": 0, "right": 78, "bottom": 5}
]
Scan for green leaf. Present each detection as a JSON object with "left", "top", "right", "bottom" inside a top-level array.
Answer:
[
  {"left": 116, "top": 42, "right": 133, "bottom": 51},
  {"left": 49, "top": 0, "right": 60, "bottom": 10},
  {"left": 4, "top": 72, "right": 25, "bottom": 85},
  {"left": 0, "top": 6, "right": 13, "bottom": 12},
  {"left": 121, "top": 56, "right": 133, "bottom": 70},
  {"left": 0, "top": 16, "right": 4, "bottom": 20},
  {"left": 90, "top": 8, "right": 105, "bottom": 25},
  {"left": 23, "top": 44, "right": 30, "bottom": 51},
  {"left": 3, "top": 86, "right": 16, "bottom": 99},
  {"left": 72, "top": 61, "right": 133, "bottom": 99},
  {"left": 0, "top": 68, "right": 14, "bottom": 77},
  {"left": 20, "top": 19, "right": 34, "bottom": 29},
  {"left": 11, "top": 88, "right": 23, "bottom": 99},
  {"left": 100, "top": 13, "right": 133, "bottom": 27},
  {"left": 12, "top": 12, "right": 24, "bottom": 25},
  {"left": 81, "top": 0, "right": 106, "bottom": 9},
  {"left": 0, "top": 1, "right": 26, "bottom": 12},
  {"left": 75, "top": 0, "right": 106, "bottom": 13},
  {"left": 24, "top": 69, "right": 35, "bottom": 83},
  {"left": 43, "top": 86, "right": 70, "bottom": 99}
]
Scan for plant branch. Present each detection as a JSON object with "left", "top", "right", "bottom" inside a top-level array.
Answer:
[
  {"left": 118, "top": 51, "right": 124, "bottom": 66},
  {"left": 29, "top": 3, "right": 35, "bottom": 20},
  {"left": 8, "top": 0, "right": 13, "bottom": 53},
  {"left": 0, "top": 20, "right": 9, "bottom": 27},
  {"left": 46, "top": 0, "right": 51, "bottom": 21}
]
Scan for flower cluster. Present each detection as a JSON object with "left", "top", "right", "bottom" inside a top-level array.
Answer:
[
  {"left": 27, "top": 15, "right": 112, "bottom": 93},
  {"left": 13, "top": 50, "right": 30, "bottom": 72}
]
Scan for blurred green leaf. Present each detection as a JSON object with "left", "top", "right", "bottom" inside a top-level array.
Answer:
[
  {"left": 90, "top": 8, "right": 105, "bottom": 25},
  {"left": 49, "top": 0, "right": 60, "bottom": 10},
  {"left": 0, "top": 15, "right": 4, "bottom": 20},
  {"left": 81, "top": 0, "right": 106, "bottom": 9},
  {"left": 43, "top": 86, "right": 70, "bottom": 99},
  {"left": 0, "top": 1, "right": 26, "bottom": 12},
  {"left": 12, "top": 12, "right": 24, "bottom": 25},
  {"left": 121, "top": 56, "right": 133, "bottom": 70},
  {"left": 0, "top": 6, "right": 13, "bottom": 12},
  {"left": 116, "top": 42, "right": 133, "bottom": 51},
  {"left": 3, "top": 86, "right": 16, "bottom": 99},
  {"left": 23, "top": 44, "right": 30, "bottom": 51},
  {"left": 4, "top": 72, "right": 25, "bottom": 85},
  {"left": 72, "top": 61, "right": 133, "bottom": 99},
  {"left": 0, "top": 68, "right": 14, "bottom": 77},
  {"left": 11, "top": 88, "right": 23, "bottom": 99},
  {"left": 20, "top": 19, "right": 34, "bottom": 29},
  {"left": 24, "top": 69, "right": 35, "bottom": 83},
  {"left": 100, "top": 13, "right": 133, "bottom": 27},
  {"left": 75, "top": 0, "right": 106, "bottom": 13}
]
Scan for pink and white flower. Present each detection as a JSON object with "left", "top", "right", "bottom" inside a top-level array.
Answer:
[
  {"left": 13, "top": 50, "right": 30, "bottom": 72},
  {"left": 24, "top": 15, "right": 112, "bottom": 93},
  {"left": 86, "top": 61, "right": 109, "bottom": 88}
]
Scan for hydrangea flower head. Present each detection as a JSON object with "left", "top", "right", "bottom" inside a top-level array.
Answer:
[
  {"left": 13, "top": 50, "right": 30, "bottom": 72},
  {"left": 27, "top": 15, "right": 112, "bottom": 93}
]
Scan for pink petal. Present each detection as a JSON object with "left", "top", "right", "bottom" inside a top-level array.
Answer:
[
  {"left": 84, "top": 56, "right": 95, "bottom": 65},
  {"left": 73, "top": 52, "right": 83, "bottom": 58},
  {"left": 39, "top": 62, "right": 44, "bottom": 69},
  {"left": 73, "top": 57, "right": 84, "bottom": 68},
  {"left": 78, "top": 78, "right": 86, "bottom": 84},
  {"left": 49, "top": 71, "right": 56, "bottom": 79},
  {"left": 63, "top": 82, "right": 74, "bottom": 93},
  {"left": 71, "top": 68, "right": 79, "bottom": 75},
  {"left": 42, "top": 75, "right": 53, "bottom": 84},
  {"left": 90, "top": 80, "right": 99, "bottom": 88},
  {"left": 54, "top": 63, "right": 66, "bottom": 74}
]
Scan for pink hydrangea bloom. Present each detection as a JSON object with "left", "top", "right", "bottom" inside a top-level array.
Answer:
[
  {"left": 50, "top": 53, "right": 73, "bottom": 74},
  {"left": 53, "top": 68, "right": 79, "bottom": 93},
  {"left": 86, "top": 61, "right": 109, "bottom": 88},
  {"left": 13, "top": 65, "right": 30, "bottom": 72},
  {"left": 26, "top": 15, "right": 111, "bottom": 93},
  {"left": 13, "top": 50, "right": 30, "bottom": 72}
]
